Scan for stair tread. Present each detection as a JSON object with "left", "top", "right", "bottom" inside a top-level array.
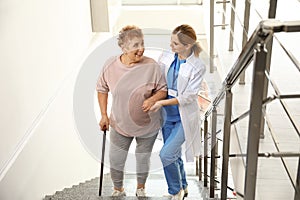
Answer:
[
  {"left": 44, "top": 173, "right": 210, "bottom": 200},
  {"left": 91, "top": 197, "right": 172, "bottom": 200},
  {"left": 46, "top": 196, "right": 206, "bottom": 200}
]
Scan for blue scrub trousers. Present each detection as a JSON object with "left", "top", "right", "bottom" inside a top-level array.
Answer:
[{"left": 159, "top": 120, "right": 188, "bottom": 195}]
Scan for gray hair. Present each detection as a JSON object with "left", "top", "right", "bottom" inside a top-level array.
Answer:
[{"left": 117, "top": 25, "right": 143, "bottom": 48}]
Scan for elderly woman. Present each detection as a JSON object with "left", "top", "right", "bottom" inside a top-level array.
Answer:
[
  {"left": 150, "top": 24, "right": 206, "bottom": 200},
  {"left": 96, "top": 25, "right": 167, "bottom": 197}
]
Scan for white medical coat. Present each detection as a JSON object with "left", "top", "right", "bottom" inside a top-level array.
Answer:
[{"left": 158, "top": 50, "right": 206, "bottom": 162}]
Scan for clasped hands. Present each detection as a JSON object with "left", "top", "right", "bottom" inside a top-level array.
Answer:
[
  {"left": 148, "top": 101, "right": 163, "bottom": 112},
  {"left": 142, "top": 99, "right": 163, "bottom": 112}
]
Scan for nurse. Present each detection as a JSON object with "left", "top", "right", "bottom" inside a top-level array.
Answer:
[{"left": 150, "top": 24, "right": 206, "bottom": 200}]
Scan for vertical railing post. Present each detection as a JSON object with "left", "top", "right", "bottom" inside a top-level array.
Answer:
[
  {"left": 295, "top": 158, "right": 300, "bottom": 200},
  {"left": 239, "top": 0, "right": 251, "bottom": 84},
  {"left": 210, "top": 0, "right": 215, "bottom": 73},
  {"left": 210, "top": 107, "right": 218, "bottom": 198},
  {"left": 199, "top": 155, "right": 202, "bottom": 181},
  {"left": 198, "top": 128, "right": 203, "bottom": 181},
  {"left": 268, "top": 0, "right": 277, "bottom": 18},
  {"left": 204, "top": 117, "right": 208, "bottom": 187},
  {"left": 244, "top": 42, "right": 268, "bottom": 200},
  {"left": 259, "top": 0, "right": 277, "bottom": 139},
  {"left": 229, "top": 0, "right": 236, "bottom": 51},
  {"left": 214, "top": 139, "right": 219, "bottom": 189},
  {"left": 221, "top": 89, "right": 233, "bottom": 200},
  {"left": 222, "top": 0, "right": 227, "bottom": 29}
]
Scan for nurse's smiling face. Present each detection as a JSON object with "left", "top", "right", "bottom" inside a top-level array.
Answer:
[{"left": 170, "top": 34, "right": 187, "bottom": 55}]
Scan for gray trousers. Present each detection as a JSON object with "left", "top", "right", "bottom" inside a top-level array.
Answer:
[{"left": 109, "top": 128, "right": 158, "bottom": 188}]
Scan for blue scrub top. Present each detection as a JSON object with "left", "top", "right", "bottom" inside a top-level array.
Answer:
[{"left": 165, "top": 54, "right": 186, "bottom": 122}]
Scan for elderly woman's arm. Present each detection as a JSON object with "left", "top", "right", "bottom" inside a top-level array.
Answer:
[
  {"left": 98, "top": 92, "right": 110, "bottom": 131},
  {"left": 142, "top": 90, "right": 167, "bottom": 112}
]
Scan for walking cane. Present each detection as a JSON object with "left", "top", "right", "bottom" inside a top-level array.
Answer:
[{"left": 99, "top": 129, "right": 106, "bottom": 196}]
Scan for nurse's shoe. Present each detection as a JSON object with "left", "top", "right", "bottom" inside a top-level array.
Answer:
[
  {"left": 183, "top": 187, "right": 188, "bottom": 197},
  {"left": 170, "top": 189, "right": 184, "bottom": 200}
]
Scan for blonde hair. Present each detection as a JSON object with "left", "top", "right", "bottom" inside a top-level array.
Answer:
[
  {"left": 117, "top": 25, "right": 143, "bottom": 48},
  {"left": 172, "top": 24, "right": 202, "bottom": 57}
]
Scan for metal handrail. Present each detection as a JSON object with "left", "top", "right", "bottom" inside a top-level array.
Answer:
[
  {"left": 202, "top": 19, "right": 300, "bottom": 200},
  {"left": 206, "top": 19, "right": 272, "bottom": 117},
  {"left": 206, "top": 20, "right": 300, "bottom": 115}
]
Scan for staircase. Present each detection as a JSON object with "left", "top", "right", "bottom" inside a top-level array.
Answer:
[{"left": 43, "top": 172, "right": 212, "bottom": 200}]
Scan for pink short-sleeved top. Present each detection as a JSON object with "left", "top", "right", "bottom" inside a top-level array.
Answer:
[{"left": 96, "top": 55, "right": 167, "bottom": 137}]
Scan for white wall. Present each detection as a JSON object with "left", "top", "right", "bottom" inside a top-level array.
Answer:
[
  {"left": 113, "top": 5, "right": 206, "bottom": 35},
  {"left": 0, "top": 0, "right": 104, "bottom": 199}
]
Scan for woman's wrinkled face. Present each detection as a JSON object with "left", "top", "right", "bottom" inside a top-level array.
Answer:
[
  {"left": 123, "top": 36, "right": 145, "bottom": 63},
  {"left": 170, "top": 34, "right": 187, "bottom": 55}
]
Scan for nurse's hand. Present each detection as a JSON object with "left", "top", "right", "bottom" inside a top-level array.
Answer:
[
  {"left": 142, "top": 99, "right": 155, "bottom": 112},
  {"left": 149, "top": 101, "right": 163, "bottom": 112}
]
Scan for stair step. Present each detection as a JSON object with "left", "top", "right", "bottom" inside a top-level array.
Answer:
[
  {"left": 44, "top": 173, "right": 211, "bottom": 200},
  {"left": 90, "top": 197, "right": 172, "bottom": 200},
  {"left": 45, "top": 196, "right": 211, "bottom": 200},
  {"left": 45, "top": 196, "right": 210, "bottom": 200}
]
